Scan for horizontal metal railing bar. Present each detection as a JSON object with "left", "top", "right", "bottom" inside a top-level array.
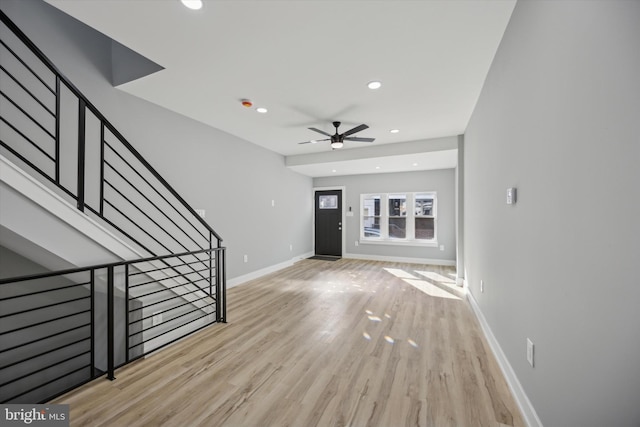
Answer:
[
  {"left": 129, "top": 256, "right": 210, "bottom": 277},
  {"left": 0, "top": 90, "right": 56, "bottom": 139},
  {"left": 83, "top": 203, "right": 157, "bottom": 257},
  {"left": 128, "top": 281, "right": 209, "bottom": 312},
  {"left": 129, "top": 301, "right": 215, "bottom": 338},
  {"left": 0, "top": 335, "right": 89, "bottom": 371},
  {"left": 0, "top": 247, "right": 221, "bottom": 284},
  {"left": 130, "top": 278, "right": 210, "bottom": 301},
  {"left": 0, "top": 116, "right": 55, "bottom": 162},
  {"left": 0, "top": 323, "right": 89, "bottom": 354},
  {"left": 100, "top": 135, "right": 221, "bottom": 244},
  {"left": 128, "top": 310, "right": 215, "bottom": 350},
  {"left": 102, "top": 196, "right": 211, "bottom": 292},
  {"left": 2, "top": 363, "right": 91, "bottom": 404},
  {"left": 132, "top": 279, "right": 208, "bottom": 300},
  {"left": 103, "top": 197, "right": 175, "bottom": 257},
  {"left": 0, "top": 295, "right": 89, "bottom": 319},
  {"left": 103, "top": 176, "right": 198, "bottom": 255},
  {"left": 83, "top": 203, "right": 211, "bottom": 297},
  {"left": 39, "top": 368, "right": 104, "bottom": 405},
  {"left": 0, "top": 140, "right": 76, "bottom": 200},
  {"left": 0, "top": 64, "right": 55, "bottom": 116},
  {"left": 0, "top": 309, "right": 90, "bottom": 336},
  {"left": 0, "top": 350, "right": 91, "bottom": 389},
  {"left": 0, "top": 38, "right": 55, "bottom": 95},
  {"left": 129, "top": 266, "right": 210, "bottom": 290},
  {"left": 103, "top": 144, "right": 209, "bottom": 244},
  {"left": 0, "top": 281, "right": 90, "bottom": 301},
  {"left": 129, "top": 293, "right": 213, "bottom": 325}
]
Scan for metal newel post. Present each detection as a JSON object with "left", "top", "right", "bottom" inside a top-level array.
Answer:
[{"left": 107, "top": 266, "right": 116, "bottom": 380}]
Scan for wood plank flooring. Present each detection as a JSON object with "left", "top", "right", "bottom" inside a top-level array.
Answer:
[{"left": 53, "top": 258, "right": 524, "bottom": 427}]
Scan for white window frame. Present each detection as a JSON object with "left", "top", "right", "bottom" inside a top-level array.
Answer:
[{"left": 359, "top": 192, "right": 437, "bottom": 247}]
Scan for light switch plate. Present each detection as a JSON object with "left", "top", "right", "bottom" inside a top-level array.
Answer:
[{"left": 506, "top": 187, "right": 517, "bottom": 205}]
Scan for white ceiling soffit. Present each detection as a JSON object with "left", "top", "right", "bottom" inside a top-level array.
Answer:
[
  {"left": 44, "top": 0, "right": 514, "bottom": 172},
  {"left": 288, "top": 149, "right": 458, "bottom": 178}
]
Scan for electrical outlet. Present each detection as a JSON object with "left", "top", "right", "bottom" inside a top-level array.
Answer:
[
  {"left": 480, "top": 280, "right": 484, "bottom": 293},
  {"left": 527, "top": 338, "right": 534, "bottom": 367},
  {"left": 271, "top": 199, "right": 275, "bottom": 207},
  {"left": 289, "top": 244, "right": 293, "bottom": 251},
  {"left": 355, "top": 241, "right": 359, "bottom": 247},
  {"left": 439, "top": 245, "right": 445, "bottom": 251},
  {"left": 195, "top": 209, "right": 205, "bottom": 218},
  {"left": 152, "top": 311, "right": 163, "bottom": 326},
  {"left": 244, "top": 254, "right": 248, "bottom": 263}
]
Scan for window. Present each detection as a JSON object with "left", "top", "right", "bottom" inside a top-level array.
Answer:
[{"left": 360, "top": 192, "right": 437, "bottom": 246}]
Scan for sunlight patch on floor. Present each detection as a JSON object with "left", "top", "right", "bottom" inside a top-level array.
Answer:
[
  {"left": 383, "top": 268, "right": 419, "bottom": 280},
  {"left": 403, "top": 278, "right": 460, "bottom": 300}
]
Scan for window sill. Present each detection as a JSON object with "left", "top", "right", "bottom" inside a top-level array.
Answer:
[{"left": 359, "top": 239, "right": 438, "bottom": 248}]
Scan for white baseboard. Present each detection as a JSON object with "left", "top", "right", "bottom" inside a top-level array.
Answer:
[
  {"left": 227, "top": 251, "right": 313, "bottom": 288},
  {"left": 343, "top": 252, "right": 456, "bottom": 266},
  {"left": 466, "top": 291, "right": 543, "bottom": 427}
]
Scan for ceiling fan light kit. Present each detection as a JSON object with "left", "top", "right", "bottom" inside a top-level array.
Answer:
[{"left": 299, "top": 121, "right": 375, "bottom": 150}]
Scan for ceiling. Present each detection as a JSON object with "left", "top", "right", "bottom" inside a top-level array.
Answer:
[{"left": 44, "top": 0, "right": 515, "bottom": 177}]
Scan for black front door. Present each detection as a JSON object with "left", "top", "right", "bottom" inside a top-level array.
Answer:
[{"left": 314, "top": 190, "right": 342, "bottom": 257}]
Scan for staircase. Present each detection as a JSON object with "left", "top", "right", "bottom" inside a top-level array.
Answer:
[{"left": 0, "top": 10, "right": 226, "bottom": 404}]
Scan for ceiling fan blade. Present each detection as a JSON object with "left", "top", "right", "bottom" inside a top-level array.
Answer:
[
  {"left": 344, "top": 137, "right": 375, "bottom": 142},
  {"left": 342, "top": 124, "right": 369, "bottom": 136},
  {"left": 308, "top": 127, "right": 332, "bottom": 137},
  {"left": 298, "top": 138, "right": 329, "bottom": 144}
]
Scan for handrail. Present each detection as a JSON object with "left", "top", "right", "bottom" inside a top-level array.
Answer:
[{"left": 0, "top": 9, "right": 222, "bottom": 244}]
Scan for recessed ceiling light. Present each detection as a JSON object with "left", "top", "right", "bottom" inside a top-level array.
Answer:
[
  {"left": 412, "top": 163, "right": 418, "bottom": 166},
  {"left": 375, "top": 166, "right": 381, "bottom": 170},
  {"left": 367, "top": 81, "right": 382, "bottom": 90},
  {"left": 390, "top": 129, "right": 400, "bottom": 134},
  {"left": 310, "top": 140, "right": 318, "bottom": 144},
  {"left": 332, "top": 169, "right": 337, "bottom": 173},
  {"left": 181, "top": 0, "right": 203, "bottom": 10},
  {"left": 256, "top": 107, "right": 268, "bottom": 113}
]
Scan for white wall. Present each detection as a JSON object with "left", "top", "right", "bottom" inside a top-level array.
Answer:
[
  {"left": 1, "top": 0, "right": 313, "bottom": 280},
  {"left": 464, "top": 1, "right": 640, "bottom": 426},
  {"left": 314, "top": 168, "right": 456, "bottom": 264}
]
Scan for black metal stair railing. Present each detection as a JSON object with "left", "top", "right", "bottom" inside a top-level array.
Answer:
[
  {"left": 0, "top": 10, "right": 221, "bottom": 259},
  {"left": 0, "top": 247, "right": 227, "bottom": 404},
  {"left": 0, "top": 10, "right": 227, "bottom": 403}
]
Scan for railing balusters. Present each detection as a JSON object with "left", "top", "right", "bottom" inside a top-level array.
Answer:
[{"left": 0, "top": 10, "right": 226, "bottom": 404}]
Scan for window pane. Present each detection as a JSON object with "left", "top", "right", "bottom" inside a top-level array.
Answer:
[
  {"left": 363, "top": 195, "right": 380, "bottom": 216},
  {"left": 415, "top": 218, "right": 435, "bottom": 239},
  {"left": 319, "top": 195, "right": 337, "bottom": 209},
  {"left": 363, "top": 218, "right": 381, "bottom": 237},
  {"left": 389, "top": 217, "right": 406, "bottom": 238},
  {"left": 415, "top": 195, "right": 434, "bottom": 216},
  {"left": 389, "top": 194, "right": 406, "bottom": 216}
]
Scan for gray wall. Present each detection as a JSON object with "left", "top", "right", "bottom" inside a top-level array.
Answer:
[
  {"left": 315, "top": 168, "right": 456, "bottom": 263},
  {"left": 464, "top": 1, "right": 640, "bottom": 426},
  {"left": 1, "top": 0, "right": 313, "bottom": 280}
]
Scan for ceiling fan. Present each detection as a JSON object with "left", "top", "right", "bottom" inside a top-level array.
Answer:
[{"left": 299, "top": 121, "right": 375, "bottom": 149}]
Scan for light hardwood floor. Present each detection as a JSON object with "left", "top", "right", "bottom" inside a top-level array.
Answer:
[{"left": 53, "top": 258, "right": 524, "bottom": 427}]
